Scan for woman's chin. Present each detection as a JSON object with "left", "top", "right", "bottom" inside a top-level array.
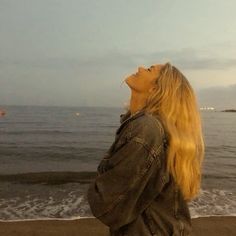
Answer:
[
  {"left": 125, "top": 78, "right": 132, "bottom": 88},
  {"left": 125, "top": 74, "right": 136, "bottom": 83},
  {"left": 125, "top": 74, "right": 138, "bottom": 90}
]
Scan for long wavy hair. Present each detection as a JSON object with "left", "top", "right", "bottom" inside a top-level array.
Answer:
[{"left": 121, "top": 62, "right": 205, "bottom": 201}]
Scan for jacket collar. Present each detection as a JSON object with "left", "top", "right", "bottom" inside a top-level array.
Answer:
[
  {"left": 120, "top": 108, "right": 146, "bottom": 124},
  {"left": 116, "top": 108, "right": 146, "bottom": 135}
]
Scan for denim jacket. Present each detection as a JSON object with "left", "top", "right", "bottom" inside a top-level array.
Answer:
[{"left": 87, "top": 109, "right": 193, "bottom": 236}]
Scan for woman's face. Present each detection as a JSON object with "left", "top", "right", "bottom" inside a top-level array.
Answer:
[{"left": 125, "top": 64, "right": 163, "bottom": 93}]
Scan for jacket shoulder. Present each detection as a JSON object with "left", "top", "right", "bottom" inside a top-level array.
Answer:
[
  {"left": 130, "top": 113, "right": 165, "bottom": 139},
  {"left": 128, "top": 113, "right": 166, "bottom": 158}
]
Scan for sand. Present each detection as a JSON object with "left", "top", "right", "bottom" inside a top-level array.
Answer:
[{"left": 0, "top": 216, "right": 235, "bottom": 236}]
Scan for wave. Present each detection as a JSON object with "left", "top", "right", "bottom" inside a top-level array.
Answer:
[
  {"left": 0, "top": 130, "right": 74, "bottom": 135},
  {"left": 202, "top": 174, "right": 235, "bottom": 179},
  {"left": 1, "top": 215, "right": 236, "bottom": 222},
  {"left": 0, "top": 121, "right": 46, "bottom": 125},
  {"left": 0, "top": 187, "right": 235, "bottom": 221},
  {"left": 0, "top": 216, "right": 93, "bottom": 222},
  {"left": 0, "top": 171, "right": 97, "bottom": 185},
  {"left": 0, "top": 171, "right": 235, "bottom": 185}
]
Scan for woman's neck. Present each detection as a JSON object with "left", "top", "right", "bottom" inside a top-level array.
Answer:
[{"left": 129, "top": 90, "right": 147, "bottom": 115}]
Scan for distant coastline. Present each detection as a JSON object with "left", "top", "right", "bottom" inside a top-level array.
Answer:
[
  {"left": 221, "top": 109, "right": 236, "bottom": 112},
  {"left": 200, "top": 107, "right": 236, "bottom": 112}
]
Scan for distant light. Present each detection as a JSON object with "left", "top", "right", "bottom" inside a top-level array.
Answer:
[{"left": 200, "top": 107, "right": 215, "bottom": 111}]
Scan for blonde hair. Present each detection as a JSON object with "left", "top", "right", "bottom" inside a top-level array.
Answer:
[{"left": 122, "top": 62, "right": 205, "bottom": 201}]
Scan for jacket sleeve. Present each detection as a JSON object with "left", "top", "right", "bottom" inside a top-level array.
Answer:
[{"left": 87, "top": 123, "right": 167, "bottom": 230}]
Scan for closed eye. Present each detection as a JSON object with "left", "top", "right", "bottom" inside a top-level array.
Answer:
[{"left": 148, "top": 65, "right": 155, "bottom": 71}]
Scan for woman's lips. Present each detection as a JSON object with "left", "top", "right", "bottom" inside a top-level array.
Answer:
[{"left": 130, "top": 72, "right": 138, "bottom": 77}]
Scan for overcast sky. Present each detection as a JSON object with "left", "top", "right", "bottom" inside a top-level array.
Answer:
[{"left": 0, "top": 0, "right": 236, "bottom": 109}]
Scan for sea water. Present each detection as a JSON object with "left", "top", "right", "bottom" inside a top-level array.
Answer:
[{"left": 0, "top": 105, "right": 235, "bottom": 220}]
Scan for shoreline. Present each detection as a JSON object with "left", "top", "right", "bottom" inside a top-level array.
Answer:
[
  {"left": 0, "top": 216, "right": 235, "bottom": 236},
  {"left": 0, "top": 214, "right": 236, "bottom": 222}
]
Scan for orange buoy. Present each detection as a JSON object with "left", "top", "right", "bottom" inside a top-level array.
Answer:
[{"left": 0, "top": 110, "right": 6, "bottom": 117}]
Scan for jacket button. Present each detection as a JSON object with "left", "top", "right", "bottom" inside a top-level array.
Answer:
[{"left": 161, "top": 175, "right": 166, "bottom": 184}]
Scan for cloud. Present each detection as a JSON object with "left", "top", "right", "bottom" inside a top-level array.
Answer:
[
  {"left": 1, "top": 47, "right": 236, "bottom": 71},
  {"left": 0, "top": 52, "right": 135, "bottom": 70},
  {"left": 136, "top": 48, "right": 236, "bottom": 70},
  {"left": 196, "top": 84, "right": 236, "bottom": 110},
  {"left": 77, "top": 48, "right": 236, "bottom": 70}
]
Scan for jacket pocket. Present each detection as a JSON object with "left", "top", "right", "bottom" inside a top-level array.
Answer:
[
  {"left": 115, "top": 136, "right": 128, "bottom": 152},
  {"left": 177, "top": 219, "right": 185, "bottom": 236},
  {"left": 142, "top": 209, "right": 158, "bottom": 236},
  {"left": 107, "top": 137, "right": 129, "bottom": 168},
  {"left": 173, "top": 183, "right": 179, "bottom": 219},
  {"left": 173, "top": 185, "right": 186, "bottom": 236}
]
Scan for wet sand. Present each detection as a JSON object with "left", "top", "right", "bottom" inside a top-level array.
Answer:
[{"left": 0, "top": 216, "right": 235, "bottom": 236}]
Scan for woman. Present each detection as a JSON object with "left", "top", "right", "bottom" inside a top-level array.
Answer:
[{"left": 87, "top": 62, "right": 205, "bottom": 235}]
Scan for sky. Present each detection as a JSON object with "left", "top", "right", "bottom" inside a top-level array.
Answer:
[{"left": 0, "top": 0, "right": 236, "bottom": 110}]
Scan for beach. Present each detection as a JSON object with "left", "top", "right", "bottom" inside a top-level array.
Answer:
[{"left": 0, "top": 216, "right": 235, "bottom": 236}]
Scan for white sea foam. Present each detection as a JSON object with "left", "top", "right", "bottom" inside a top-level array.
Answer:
[
  {"left": 189, "top": 188, "right": 236, "bottom": 218},
  {"left": 0, "top": 185, "right": 235, "bottom": 221}
]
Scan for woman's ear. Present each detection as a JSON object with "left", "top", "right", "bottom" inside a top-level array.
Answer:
[{"left": 149, "top": 86, "right": 157, "bottom": 93}]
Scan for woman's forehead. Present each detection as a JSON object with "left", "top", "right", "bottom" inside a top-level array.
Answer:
[
  {"left": 150, "top": 64, "right": 164, "bottom": 71},
  {"left": 151, "top": 64, "right": 164, "bottom": 68}
]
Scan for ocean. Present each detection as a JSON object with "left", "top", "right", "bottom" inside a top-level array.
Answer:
[{"left": 0, "top": 105, "right": 235, "bottom": 221}]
